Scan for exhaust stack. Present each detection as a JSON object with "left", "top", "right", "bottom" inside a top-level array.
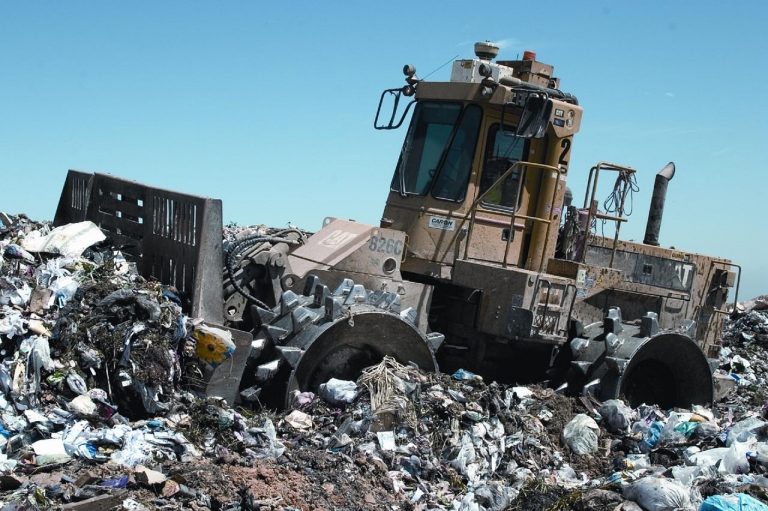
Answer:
[{"left": 643, "top": 162, "right": 675, "bottom": 246}]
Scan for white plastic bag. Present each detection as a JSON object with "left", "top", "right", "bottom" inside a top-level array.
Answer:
[
  {"left": 562, "top": 413, "right": 600, "bottom": 455},
  {"left": 318, "top": 378, "right": 359, "bottom": 405},
  {"left": 721, "top": 440, "right": 752, "bottom": 474},
  {"left": 623, "top": 476, "right": 694, "bottom": 511}
]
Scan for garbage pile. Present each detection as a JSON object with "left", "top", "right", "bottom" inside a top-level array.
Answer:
[
  {"left": 2, "top": 212, "right": 768, "bottom": 510},
  {"left": 717, "top": 297, "right": 768, "bottom": 412}
]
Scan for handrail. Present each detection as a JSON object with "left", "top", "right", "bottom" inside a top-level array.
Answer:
[
  {"left": 581, "top": 161, "right": 636, "bottom": 267},
  {"left": 454, "top": 160, "right": 564, "bottom": 269}
]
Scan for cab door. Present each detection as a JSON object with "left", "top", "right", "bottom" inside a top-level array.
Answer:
[{"left": 465, "top": 123, "right": 532, "bottom": 266}]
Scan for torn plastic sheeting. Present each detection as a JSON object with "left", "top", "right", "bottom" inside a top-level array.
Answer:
[
  {"left": 474, "top": 482, "right": 513, "bottom": 511},
  {"left": 643, "top": 421, "right": 664, "bottom": 449},
  {"left": 110, "top": 429, "right": 156, "bottom": 468},
  {"left": 448, "top": 432, "right": 480, "bottom": 484},
  {"left": 21, "top": 221, "right": 106, "bottom": 258},
  {"left": 0, "top": 278, "right": 32, "bottom": 307},
  {"left": 26, "top": 335, "right": 54, "bottom": 372},
  {"left": 34, "top": 257, "right": 73, "bottom": 288},
  {"left": 0, "top": 307, "right": 27, "bottom": 338},
  {"left": 726, "top": 417, "right": 767, "bottom": 446},
  {"left": 245, "top": 418, "right": 285, "bottom": 460},
  {"left": 21, "top": 336, "right": 54, "bottom": 399},
  {"left": 110, "top": 428, "right": 199, "bottom": 468},
  {"left": 721, "top": 441, "right": 752, "bottom": 475},
  {"left": 0, "top": 453, "right": 18, "bottom": 473},
  {"left": 118, "top": 323, "right": 147, "bottom": 369},
  {"left": 700, "top": 493, "right": 768, "bottom": 511},
  {"left": 659, "top": 411, "right": 692, "bottom": 445}
]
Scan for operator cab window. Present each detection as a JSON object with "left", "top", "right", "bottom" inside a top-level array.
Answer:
[
  {"left": 479, "top": 125, "right": 527, "bottom": 211},
  {"left": 391, "top": 102, "right": 482, "bottom": 202},
  {"left": 431, "top": 105, "right": 482, "bottom": 202}
]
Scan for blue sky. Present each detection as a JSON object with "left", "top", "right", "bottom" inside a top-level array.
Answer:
[{"left": 1, "top": 1, "right": 766, "bottom": 300}]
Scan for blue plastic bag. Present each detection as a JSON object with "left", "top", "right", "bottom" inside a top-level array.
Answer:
[
  {"left": 452, "top": 368, "right": 481, "bottom": 381},
  {"left": 644, "top": 421, "right": 664, "bottom": 449},
  {"left": 700, "top": 493, "right": 768, "bottom": 511}
]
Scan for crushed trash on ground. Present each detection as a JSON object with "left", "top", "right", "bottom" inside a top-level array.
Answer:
[{"left": 0, "top": 212, "right": 767, "bottom": 510}]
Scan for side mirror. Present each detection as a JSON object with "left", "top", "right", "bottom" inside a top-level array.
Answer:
[
  {"left": 501, "top": 91, "right": 553, "bottom": 139},
  {"left": 516, "top": 93, "right": 553, "bottom": 139},
  {"left": 374, "top": 87, "right": 416, "bottom": 130}
]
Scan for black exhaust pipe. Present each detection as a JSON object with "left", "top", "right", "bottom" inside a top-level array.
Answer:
[{"left": 643, "top": 162, "right": 675, "bottom": 246}]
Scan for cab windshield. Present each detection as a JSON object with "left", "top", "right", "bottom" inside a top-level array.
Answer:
[{"left": 391, "top": 102, "right": 482, "bottom": 202}]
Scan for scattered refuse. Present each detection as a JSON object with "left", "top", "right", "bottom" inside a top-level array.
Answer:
[{"left": 0, "top": 212, "right": 768, "bottom": 509}]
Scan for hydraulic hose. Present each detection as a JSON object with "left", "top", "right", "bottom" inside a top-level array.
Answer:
[{"left": 225, "top": 230, "right": 304, "bottom": 310}]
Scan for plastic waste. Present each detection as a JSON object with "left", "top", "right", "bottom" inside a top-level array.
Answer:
[
  {"left": 68, "top": 394, "right": 98, "bottom": 417},
  {"left": 284, "top": 410, "right": 312, "bottom": 430},
  {"left": 2, "top": 243, "right": 35, "bottom": 263},
  {"left": 674, "top": 421, "right": 700, "bottom": 439},
  {"left": 246, "top": 418, "right": 285, "bottom": 460},
  {"left": 100, "top": 475, "right": 130, "bottom": 489},
  {"left": 721, "top": 440, "right": 752, "bottom": 474},
  {"left": 21, "top": 221, "right": 106, "bottom": 258},
  {"left": 290, "top": 391, "right": 315, "bottom": 408},
  {"left": 659, "top": 411, "right": 691, "bottom": 445},
  {"left": 474, "top": 482, "right": 512, "bottom": 511},
  {"left": 624, "top": 453, "right": 651, "bottom": 470},
  {"left": 453, "top": 368, "right": 482, "bottom": 382},
  {"left": 0, "top": 306, "right": 26, "bottom": 338},
  {"left": 192, "top": 323, "right": 236, "bottom": 367},
  {"left": 622, "top": 476, "right": 694, "bottom": 511},
  {"left": 376, "top": 431, "right": 396, "bottom": 451},
  {"left": 98, "top": 289, "right": 162, "bottom": 323},
  {"left": 0, "top": 453, "right": 18, "bottom": 473},
  {"left": 695, "top": 422, "right": 721, "bottom": 439},
  {"left": 690, "top": 447, "right": 730, "bottom": 469},
  {"left": 644, "top": 421, "right": 664, "bottom": 450},
  {"left": 727, "top": 417, "right": 767, "bottom": 446},
  {"left": 0, "top": 277, "right": 32, "bottom": 306},
  {"left": 700, "top": 493, "right": 768, "bottom": 511},
  {"left": 110, "top": 429, "right": 153, "bottom": 468},
  {"left": 32, "top": 438, "right": 72, "bottom": 465},
  {"left": 448, "top": 432, "right": 479, "bottom": 484},
  {"left": 318, "top": 378, "right": 359, "bottom": 405},
  {"left": 671, "top": 465, "right": 707, "bottom": 486},
  {"left": 48, "top": 275, "right": 79, "bottom": 307},
  {"left": 562, "top": 413, "right": 600, "bottom": 455},
  {"left": 599, "top": 399, "right": 634, "bottom": 433},
  {"left": 66, "top": 372, "right": 88, "bottom": 395}
]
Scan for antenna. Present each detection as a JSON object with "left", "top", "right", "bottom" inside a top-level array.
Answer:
[{"left": 420, "top": 54, "right": 460, "bottom": 81}]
